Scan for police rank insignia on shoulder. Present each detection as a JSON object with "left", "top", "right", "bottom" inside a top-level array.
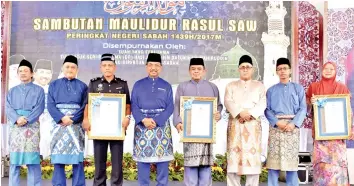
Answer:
[
  {"left": 91, "top": 77, "right": 101, "bottom": 82},
  {"left": 116, "top": 77, "right": 126, "bottom": 82},
  {"left": 97, "top": 83, "right": 103, "bottom": 91}
]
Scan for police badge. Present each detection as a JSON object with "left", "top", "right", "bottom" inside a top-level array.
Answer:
[{"left": 97, "top": 83, "right": 103, "bottom": 91}]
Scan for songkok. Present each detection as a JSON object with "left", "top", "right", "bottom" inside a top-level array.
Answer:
[
  {"left": 34, "top": 59, "right": 52, "bottom": 72},
  {"left": 239, "top": 55, "right": 253, "bottom": 66},
  {"left": 19, "top": 59, "right": 33, "bottom": 72},
  {"left": 146, "top": 53, "right": 161, "bottom": 63},
  {"left": 189, "top": 58, "right": 204, "bottom": 67},
  {"left": 101, "top": 53, "right": 116, "bottom": 64},
  {"left": 276, "top": 58, "right": 291, "bottom": 68},
  {"left": 63, "top": 55, "right": 78, "bottom": 66}
]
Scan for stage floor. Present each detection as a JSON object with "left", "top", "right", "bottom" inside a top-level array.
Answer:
[{"left": 1, "top": 178, "right": 312, "bottom": 186}]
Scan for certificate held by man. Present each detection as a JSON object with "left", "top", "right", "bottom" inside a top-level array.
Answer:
[
  {"left": 180, "top": 96, "right": 217, "bottom": 143},
  {"left": 87, "top": 93, "right": 127, "bottom": 140},
  {"left": 82, "top": 54, "right": 132, "bottom": 186}
]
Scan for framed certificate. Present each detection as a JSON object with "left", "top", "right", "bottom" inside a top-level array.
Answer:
[
  {"left": 180, "top": 96, "right": 217, "bottom": 143},
  {"left": 88, "top": 93, "right": 126, "bottom": 140},
  {"left": 313, "top": 94, "right": 352, "bottom": 140}
]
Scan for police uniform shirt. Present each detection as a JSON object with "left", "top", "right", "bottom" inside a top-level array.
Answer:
[{"left": 88, "top": 76, "right": 131, "bottom": 104}]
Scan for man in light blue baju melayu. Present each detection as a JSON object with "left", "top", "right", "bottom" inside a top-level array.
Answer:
[
  {"left": 265, "top": 58, "right": 307, "bottom": 186},
  {"left": 6, "top": 59, "right": 45, "bottom": 186}
]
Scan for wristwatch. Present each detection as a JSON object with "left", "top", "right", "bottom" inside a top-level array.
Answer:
[{"left": 126, "top": 115, "right": 131, "bottom": 119}]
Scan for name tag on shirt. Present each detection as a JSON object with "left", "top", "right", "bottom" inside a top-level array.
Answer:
[
  {"left": 158, "top": 88, "right": 166, "bottom": 91},
  {"left": 116, "top": 87, "right": 122, "bottom": 90}
]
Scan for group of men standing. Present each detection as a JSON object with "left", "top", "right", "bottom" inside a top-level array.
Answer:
[
  {"left": 6, "top": 52, "right": 306, "bottom": 186},
  {"left": 223, "top": 55, "right": 306, "bottom": 186}
]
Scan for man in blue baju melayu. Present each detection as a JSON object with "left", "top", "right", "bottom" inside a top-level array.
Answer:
[
  {"left": 47, "top": 55, "right": 88, "bottom": 186},
  {"left": 6, "top": 59, "right": 45, "bottom": 186}
]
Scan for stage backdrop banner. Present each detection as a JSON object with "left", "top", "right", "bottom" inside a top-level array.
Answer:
[{"left": 7, "top": 1, "right": 293, "bottom": 157}]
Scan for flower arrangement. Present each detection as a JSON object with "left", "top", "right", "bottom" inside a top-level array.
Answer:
[{"left": 19, "top": 153, "right": 268, "bottom": 182}]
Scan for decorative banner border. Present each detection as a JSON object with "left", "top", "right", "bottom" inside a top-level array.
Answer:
[{"left": 1, "top": 1, "right": 11, "bottom": 124}]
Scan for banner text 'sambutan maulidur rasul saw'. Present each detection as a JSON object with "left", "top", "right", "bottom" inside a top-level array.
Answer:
[{"left": 33, "top": 18, "right": 257, "bottom": 32}]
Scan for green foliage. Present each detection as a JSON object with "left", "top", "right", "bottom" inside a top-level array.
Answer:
[{"left": 19, "top": 152, "right": 268, "bottom": 182}]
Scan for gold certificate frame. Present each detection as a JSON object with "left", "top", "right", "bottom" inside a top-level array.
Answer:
[
  {"left": 313, "top": 94, "right": 352, "bottom": 140},
  {"left": 180, "top": 96, "right": 217, "bottom": 143},
  {"left": 88, "top": 93, "right": 126, "bottom": 140}
]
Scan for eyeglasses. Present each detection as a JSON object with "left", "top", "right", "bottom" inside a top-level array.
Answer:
[
  {"left": 239, "top": 66, "right": 252, "bottom": 71},
  {"left": 276, "top": 67, "right": 290, "bottom": 71}
]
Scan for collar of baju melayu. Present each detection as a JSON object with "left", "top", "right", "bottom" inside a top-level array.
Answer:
[
  {"left": 190, "top": 79, "right": 205, "bottom": 85},
  {"left": 63, "top": 77, "right": 76, "bottom": 82},
  {"left": 20, "top": 81, "right": 33, "bottom": 87},
  {"left": 278, "top": 81, "right": 290, "bottom": 86},
  {"left": 240, "top": 79, "right": 252, "bottom": 84},
  {"left": 147, "top": 76, "right": 159, "bottom": 82}
]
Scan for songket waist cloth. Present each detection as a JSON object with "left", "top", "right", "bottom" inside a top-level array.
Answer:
[
  {"left": 9, "top": 109, "right": 40, "bottom": 165},
  {"left": 266, "top": 115, "right": 300, "bottom": 171},
  {"left": 227, "top": 116, "right": 262, "bottom": 175},
  {"left": 50, "top": 104, "right": 85, "bottom": 165},
  {"left": 133, "top": 108, "right": 174, "bottom": 163}
]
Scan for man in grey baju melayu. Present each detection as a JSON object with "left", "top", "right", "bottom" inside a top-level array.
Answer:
[{"left": 173, "top": 58, "right": 223, "bottom": 186}]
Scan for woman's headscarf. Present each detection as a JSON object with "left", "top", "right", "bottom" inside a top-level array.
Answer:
[
  {"left": 307, "top": 62, "right": 350, "bottom": 99},
  {"left": 306, "top": 62, "right": 351, "bottom": 138}
]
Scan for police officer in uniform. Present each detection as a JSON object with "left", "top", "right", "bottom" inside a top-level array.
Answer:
[{"left": 82, "top": 53, "right": 131, "bottom": 186}]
